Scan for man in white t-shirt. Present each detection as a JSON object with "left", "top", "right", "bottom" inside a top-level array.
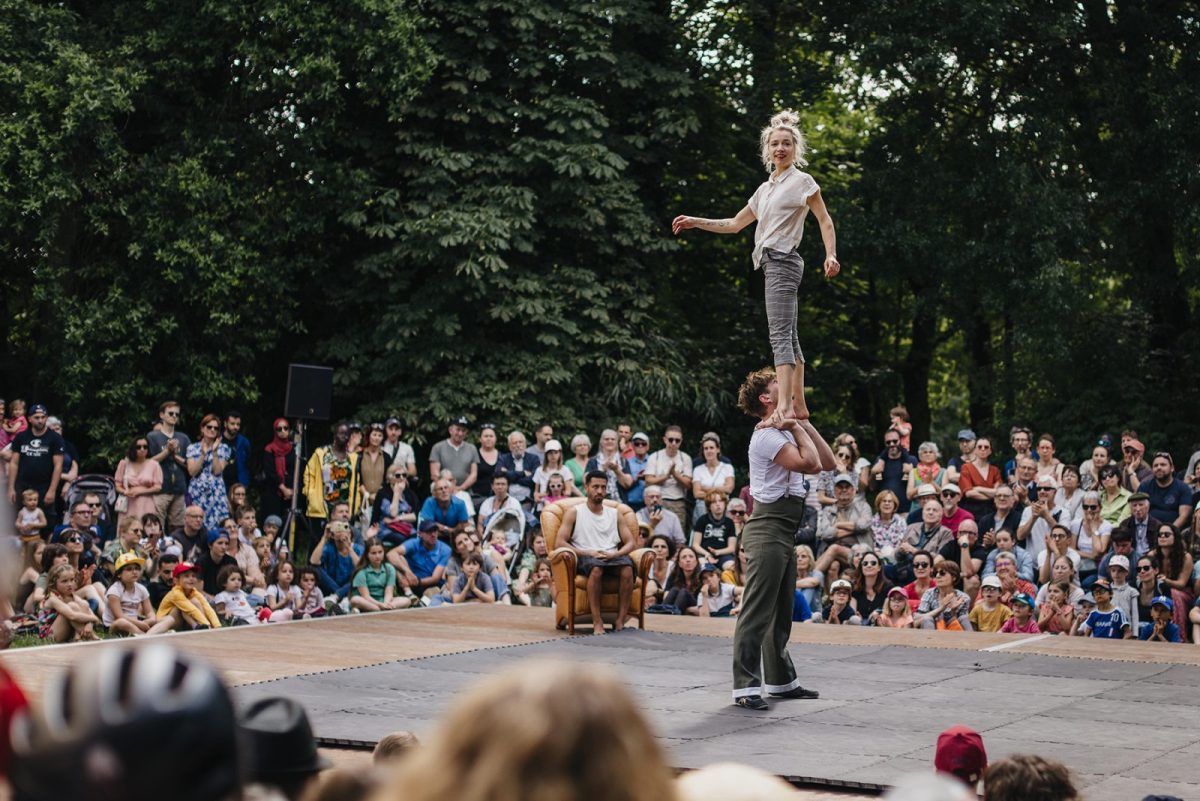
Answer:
[
  {"left": 558, "top": 470, "right": 637, "bottom": 635},
  {"left": 731, "top": 368, "right": 835, "bottom": 710},
  {"left": 644, "top": 425, "right": 693, "bottom": 528},
  {"left": 383, "top": 417, "right": 417, "bottom": 478}
]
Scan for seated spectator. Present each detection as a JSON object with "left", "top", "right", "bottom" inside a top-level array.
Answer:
[
  {"left": 907, "top": 441, "right": 947, "bottom": 501},
  {"left": 969, "top": 576, "right": 1012, "bottom": 632},
  {"left": 1033, "top": 433, "right": 1065, "bottom": 484},
  {"left": 1118, "top": 491, "right": 1164, "bottom": 555},
  {"left": 102, "top": 552, "right": 160, "bottom": 636},
  {"left": 171, "top": 504, "right": 209, "bottom": 561},
  {"left": 1096, "top": 464, "right": 1131, "bottom": 525},
  {"left": 262, "top": 560, "right": 300, "bottom": 622},
  {"left": 1121, "top": 438, "right": 1152, "bottom": 492},
  {"left": 372, "top": 467, "right": 418, "bottom": 546},
  {"left": 419, "top": 478, "right": 471, "bottom": 540},
  {"left": 659, "top": 546, "right": 703, "bottom": 615},
  {"left": 1057, "top": 464, "right": 1084, "bottom": 522},
  {"left": 310, "top": 520, "right": 363, "bottom": 606},
  {"left": 851, "top": 550, "right": 892, "bottom": 624},
  {"left": 900, "top": 549, "right": 935, "bottom": 613},
  {"left": 373, "top": 731, "right": 420, "bottom": 766},
  {"left": 145, "top": 548, "right": 180, "bottom": 609},
  {"left": 905, "top": 481, "right": 938, "bottom": 524},
  {"left": 37, "top": 564, "right": 100, "bottom": 643},
  {"left": 14, "top": 539, "right": 44, "bottom": 610},
  {"left": 939, "top": 519, "right": 986, "bottom": 600},
  {"left": 100, "top": 516, "right": 147, "bottom": 566},
  {"left": 50, "top": 500, "right": 101, "bottom": 544},
  {"left": 497, "top": 430, "right": 540, "bottom": 505},
  {"left": 1140, "top": 595, "right": 1182, "bottom": 642},
  {"left": 816, "top": 472, "right": 873, "bottom": 568},
  {"left": 894, "top": 497, "right": 953, "bottom": 584},
  {"left": 524, "top": 559, "right": 554, "bottom": 608},
  {"left": 227, "top": 511, "right": 264, "bottom": 590},
  {"left": 1140, "top": 451, "right": 1194, "bottom": 530},
  {"left": 1017, "top": 474, "right": 1069, "bottom": 561},
  {"left": 722, "top": 538, "right": 747, "bottom": 587},
  {"left": 817, "top": 578, "right": 858, "bottom": 624},
  {"left": 477, "top": 471, "right": 524, "bottom": 548},
  {"left": 691, "top": 492, "right": 737, "bottom": 567},
  {"left": 1009, "top": 455, "right": 1038, "bottom": 507},
  {"left": 1037, "top": 581, "right": 1076, "bottom": 635},
  {"left": 195, "top": 528, "right": 238, "bottom": 599},
  {"left": 934, "top": 724, "right": 988, "bottom": 795},
  {"left": 938, "top": 484, "right": 974, "bottom": 535},
  {"left": 637, "top": 485, "right": 686, "bottom": 548},
  {"left": 691, "top": 434, "right": 734, "bottom": 518},
  {"left": 831, "top": 433, "right": 871, "bottom": 497},
  {"left": 1075, "top": 578, "right": 1131, "bottom": 638},
  {"left": 388, "top": 519, "right": 451, "bottom": 601},
  {"left": 794, "top": 544, "right": 823, "bottom": 613},
  {"left": 383, "top": 663, "right": 676, "bottom": 801},
  {"left": 1079, "top": 437, "right": 1113, "bottom": 491},
  {"left": 984, "top": 755, "right": 1080, "bottom": 801},
  {"left": 642, "top": 534, "right": 676, "bottom": 609},
  {"left": 156, "top": 561, "right": 222, "bottom": 630},
  {"left": 696, "top": 563, "right": 741, "bottom": 617},
  {"left": 1036, "top": 524, "right": 1081, "bottom": 582},
  {"left": 440, "top": 530, "right": 510, "bottom": 605},
  {"left": 1036, "top": 553, "right": 1084, "bottom": 610},
  {"left": 295, "top": 566, "right": 326, "bottom": 619},
  {"left": 914, "top": 560, "right": 972, "bottom": 631},
  {"left": 945, "top": 429, "right": 977, "bottom": 483},
  {"left": 511, "top": 530, "right": 550, "bottom": 602},
  {"left": 1135, "top": 554, "right": 1169, "bottom": 625},
  {"left": 999, "top": 592, "right": 1039, "bottom": 633},
  {"left": 977, "top": 483, "right": 1022, "bottom": 545},
  {"left": 350, "top": 537, "right": 410, "bottom": 612},
  {"left": 1153, "top": 523, "right": 1194, "bottom": 634},
  {"left": 988, "top": 551, "right": 1038, "bottom": 609},
  {"left": 870, "top": 490, "right": 907, "bottom": 564},
  {"left": 1071, "top": 492, "right": 1110, "bottom": 582},
  {"left": 877, "top": 586, "right": 914, "bottom": 628},
  {"left": 213, "top": 565, "right": 259, "bottom": 626},
  {"left": 678, "top": 762, "right": 811, "bottom": 801},
  {"left": 958, "top": 435, "right": 1002, "bottom": 519}
]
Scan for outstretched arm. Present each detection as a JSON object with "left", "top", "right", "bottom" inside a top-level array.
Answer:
[{"left": 672, "top": 205, "right": 755, "bottom": 235}]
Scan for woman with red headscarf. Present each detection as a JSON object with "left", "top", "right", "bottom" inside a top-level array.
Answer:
[{"left": 259, "top": 418, "right": 296, "bottom": 521}]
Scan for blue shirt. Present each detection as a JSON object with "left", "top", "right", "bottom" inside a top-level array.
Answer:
[
  {"left": 399, "top": 536, "right": 452, "bottom": 580},
  {"left": 1138, "top": 620, "right": 1182, "bottom": 642},
  {"left": 1083, "top": 607, "right": 1129, "bottom": 639},
  {"left": 625, "top": 454, "right": 649, "bottom": 506},
  {"left": 1138, "top": 477, "right": 1192, "bottom": 525},
  {"left": 320, "top": 542, "right": 364, "bottom": 587},
  {"left": 418, "top": 496, "right": 470, "bottom": 529}
]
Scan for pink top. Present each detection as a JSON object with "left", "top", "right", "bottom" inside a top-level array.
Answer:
[
  {"left": 0, "top": 415, "right": 27, "bottom": 449},
  {"left": 115, "top": 458, "right": 164, "bottom": 521},
  {"left": 1000, "top": 617, "right": 1041, "bottom": 634}
]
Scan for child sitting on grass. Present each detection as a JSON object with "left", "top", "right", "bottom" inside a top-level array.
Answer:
[
  {"left": 102, "top": 552, "right": 162, "bottom": 636},
  {"left": 156, "top": 562, "right": 222, "bottom": 630},
  {"left": 451, "top": 553, "right": 495, "bottom": 604},
  {"left": 38, "top": 564, "right": 100, "bottom": 642},
  {"left": 350, "top": 538, "right": 410, "bottom": 613},
  {"left": 295, "top": 566, "right": 326, "bottom": 619},
  {"left": 527, "top": 559, "right": 555, "bottom": 608},
  {"left": 214, "top": 565, "right": 259, "bottom": 626}
]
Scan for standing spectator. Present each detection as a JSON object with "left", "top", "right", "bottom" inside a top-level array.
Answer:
[
  {"left": 945, "top": 429, "right": 976, "bottom": 480},
  {"left": 957, "top": 436, "right": 1001, "bottom": 519},
  {"left": 382, "top": 417, "right": 417, "bottom": 478},
  {"left": 1033, "top": 434, "right": 1065, "bottom": 483},
  {"left": 1139, "top": 452, "right": 1194, "bottom": 530},
  {"left": 113, "top": 435, "right": 163, "bottom": 528},
  {"left": 1105, "top": 554, "right": 1139, "bottom": 631},
  {"left": 906, "top": 442, "right": 947, "bottom": 502},
  {"left": 872, "top": 432, "right": 917, "bottom": 512},
  {"left": 146, "top": 400, "right": 191, "bottom": 531},
  {"left": 45, "top": 416, "right": 79, "bottom": 509},
  {"left": 691, "top": 433, "right": 735, "bottom": 519},
  {"left": 186, "top": 415, "right": 231, "bottom": 530},
  {"left": 429, "top": 416, "right": 479, "bottom": 495},
  {"left": 259, "top": 418, "right": 296, "bottom": 521},
  {"left": 527, "top": 421, "right": 554, "bottom": 461},
  {"left": 624, "top": 432, "right": 652, "bottom": 510},
  {"left": 1120, "top": 438, "right": 1152, "bottom": 491},
  {"left": 5, "top": 404, "right": 64, "bottom": 524},
  {"left": 644, "top": 425, "right": 693, "bottom": 528},
  {"left": 585, "top": 429, "right": 631, "bottom": 503},
  {"left": 357, "top": 423, "right": 391, "bottom": 524},
  {"left": 219, "top": 411, "right": 251, "bottom": 490},
  {"left": 1097, "top": 464, "right": 1131, "bottom": 525},
  {"left": 497, "top": 431, "right": 540, "bottom": 507},
  {"left": 532, "top": 440, "right": 577, "bottom": 508},
  {"left": 1116, "top": 492, "right": 1163, "bottom": 555},
  {"left": 1001, "top": 427, "right": 1034, "bottom": 483},
  {"left": 302, "top": 421, "right": 361, "bottom": 547},
  {"left": 474, "top": 424, "right": 501, "bottom": 496}
]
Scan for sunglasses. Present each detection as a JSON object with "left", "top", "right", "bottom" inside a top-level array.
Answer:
[
  {"left": 135, "top": 443, "right": 149, "bottom": 450},
  {"left": 1038, "top": 487, "right": 1056, "bottom": 493},
  {"left": 65, "top": 536, "right": 83, "bottom": 543},
  {"left": 164, "top": 411, "right": 179, "bottom": 417},
  {"left": 933, "top": 569, "right": 950, "bottom": 577},
  {"left": 941, "top": 491, "right": 959, "bottom": 498},
  {"left": 204, "top": 424, "right": 218, "bottom": 431},
  {"left": 1137, "top": 565, "right": 1154, "bottom": 571},
  {"left": 913, "top": 561, "right": 931, "bottom": 569},
  {"left": 1158, "top": 531, "right": 1174, "bottom": 537},
  {"left": 885, "top": 441, "right": 900, "bottom": 447},
  {"left": 730, "top": 510, "right": 745, "bottom": 516},
  {"left": 1082, "top": 504, "right": 1099, "bottom": 510},
  {"left": 860, "top": 559, "right": 880, "bottom": 567},
  {"left": 276, "top": 425, "right": 290, "bottom": 432},
  {"left": 666, "top": 437, "right": 682, "bottom": 444}
]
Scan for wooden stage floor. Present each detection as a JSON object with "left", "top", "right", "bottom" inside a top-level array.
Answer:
[{"left": 6, "top": 606, "right": 1200, "bottom": 800}]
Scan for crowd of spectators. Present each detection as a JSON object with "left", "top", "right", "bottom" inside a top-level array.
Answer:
[{"left": 2, "top": 393, "right": 1200, "bottom": 645}]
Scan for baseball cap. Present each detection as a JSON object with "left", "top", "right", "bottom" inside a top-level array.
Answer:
[
  {"left": 956, "top": 429, "right": 976, "bottom": 441},
  {"left": 450, "top": 415, "right": 470, "bottom": 428},
  {"left": 1125, "top": 438, "right": 1145, "bottom": 453},
  {"left": 830, "top": 579, "right": 852, "bottom": 592},
  {"left": 980, "top": 575, "right": 1002, "bottom": 590},
  {"left": 916, "top": 483, "right": 937, "bottom": 498},
  {"left": 700, "top": 563, "right": 719, "bottom": 574},
  {"left": 28, "top": 403, "right": 48, "bottom": 416},
  {"left": 631, "top": 432, "right": 650, "bottom": 443},
  {"left": 1011, "top": 592, "right": 1035, "bottom": 609},
  {"left": 172, "top": 562, "right": 197, "bottom": 579},
  {"left": 1129, "top": 491, "right": 1150, "bottom": 502},
  {"left": 1080, "top": 592, "right": 1096, "bottom": 606},
  {"left": 544, "top": 439, "right": 562, "bottom": 452},
  {"left": 160, "top": 546, "right": 183, "bottom": 561},
  {"left": 1092, "top": 577, "right": 1113, "bottom": 593},
  {"left": 418, "top": 518, "right": 438, "bottom": 533},
  {"left": 385, "top": 417, "right": 402, "bottom": 427},
  {"left": 941, "top": 483, "right": 961, "bottom": 495},
  {"left": 833, "top": 473, "right": 855, "bottom": 486},
  {"left": 1151, "top": 595, "right": 1174, "bottom": 612},
  {"left": 1109, "top": 554, "right": 1130, "bottom": 571},
  {"left": 886, "top": 586, "right": 907, "bottom": 598},
  {"left": 934, "top": 725, "right": 988, "bottom": 784}
]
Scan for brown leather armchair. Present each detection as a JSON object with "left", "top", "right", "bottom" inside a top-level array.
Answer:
[{"left": 540, "top": 497, "right": 653, "bottom": 634}]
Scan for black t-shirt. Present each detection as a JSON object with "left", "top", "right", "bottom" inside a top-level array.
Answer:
[
  {"left": 196, "top": 552, "right": 238, "bottom": 596},
  {"left": 938, "top": 540, "right": 989, "bottom": 569},
  {"left": 146, "top": 577, "right": 173, "bottom": 609},
  {"left": 12, "top": 427, "right": 65, "bottom": 488},
  {"left": 692, "top": 514, "right": 736, "bottom": 554},
  {"left": 853, "top": 581, "right": 894, "bottom": 619},
  {"left": 822, "top": 602, "right": 857, "bottom": 624},
  {"left": 876, "top": 450, "right": 919, "bottom": 511}
]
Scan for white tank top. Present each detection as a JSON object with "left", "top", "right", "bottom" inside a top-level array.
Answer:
[{"left": 571, "top": 505, "right": 620, "bottom": 552}]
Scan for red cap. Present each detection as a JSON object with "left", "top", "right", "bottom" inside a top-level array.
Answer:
[
  {"left": 172, "top": 562, "right": 197, "bottom": 579},
  {"left": 934, "top": 725, "right": 987, "bottom": 782}
]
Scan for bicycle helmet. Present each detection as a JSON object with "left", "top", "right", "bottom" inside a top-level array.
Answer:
[{"left": 10, "top": 644, "right": 244, "bottom": 801}]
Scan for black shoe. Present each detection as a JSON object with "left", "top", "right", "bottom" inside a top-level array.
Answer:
[
  {"left": 735, "top": 695, "right": 769, "bottom": 711},
  {"left": 769, "top": 686, "right": 819, "bottom": 700}
]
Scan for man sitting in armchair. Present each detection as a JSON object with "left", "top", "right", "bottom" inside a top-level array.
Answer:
[{"left": 558, "top": 470, "right": 637, "bottom": 634}]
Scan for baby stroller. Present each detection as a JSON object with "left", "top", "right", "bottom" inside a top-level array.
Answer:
[{"left": 65, "top": 473, "right": 117, "bottom": 541}]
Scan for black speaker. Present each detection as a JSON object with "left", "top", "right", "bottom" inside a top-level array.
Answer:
[{"left": 284, "top": 364, "right": 333, "bottom": 420}]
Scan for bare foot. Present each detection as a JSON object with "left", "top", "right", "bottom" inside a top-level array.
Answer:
[
  {"left": 788, "top": 406, "right": 810, "bottom": 421},
  {"left": 592, "top": 623, "right": 607, "bottom": 636}
]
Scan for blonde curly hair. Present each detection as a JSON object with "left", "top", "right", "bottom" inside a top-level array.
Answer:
[{"left": 759, "top": 109, "right": 808, "bottom": 172}]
